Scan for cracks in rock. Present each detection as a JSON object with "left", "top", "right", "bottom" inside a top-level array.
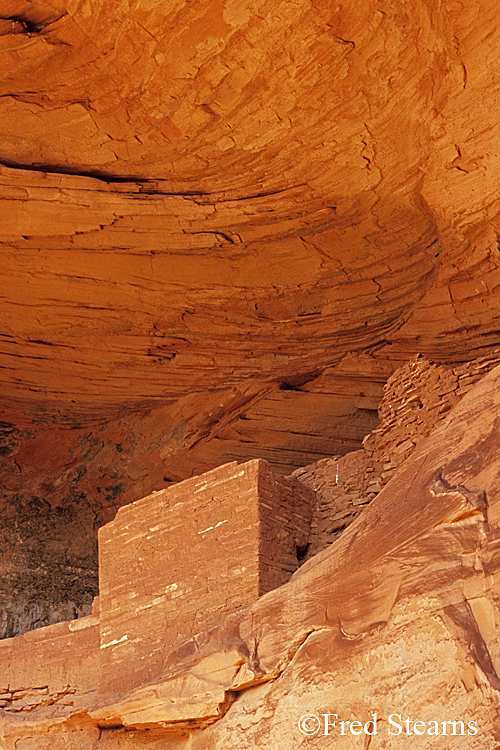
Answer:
[
  {"left": 429, "top": 475, "right": 489, "bottom": 533},
  {"left": 461, "top": 62, "right": 468, "bottom": 89},
  {"left": 278, "top": 369, "right": 322, "bottom": 391},
  {"left": 361, "top": 141, "right": 371, "bottom": 169},
  {"left": 0, "top": 161, "right": 308, "bottom": 210},
  {"left": 184, "top": 230, "right": 243, "bottom": 245},
  {"left": 27, "top": 338, "right": 57, "bottom": 347},
  {"left": 452, "top": 145, "right": 469, "bottom": 173},
  {"left": 132, "top": 19, "right": 157, "bottom": 42},
  {"left": 0, "top": 160, "right": 203, "bottom": 199},
  {"left": 227, "top": 625, "right": 333, "bottom": 705},
  {"left": 227, "top": 185, "right": 306, "bottom": 201},
  {"left": 0, "top": 11, "right": 68, "bottom": 37},
  {"left": 445, "top": 601, "right": 500, "bottom": 693},
  {"left": 0, "top": 160, "right": 206, "bottom": 196},
  {"left": 325, "top": 27, "right": 356, "bottom": 53},
  {"left": 0, "top": 159, "right": 155, "bottom": 186},
  {"left": 361, "top": 123, "right": 376, "bottom": 174}
]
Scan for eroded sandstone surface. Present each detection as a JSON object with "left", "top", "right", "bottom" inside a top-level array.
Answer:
[
  {"left": 2, "top": 0, "right": 500, "bottom": 424},
  {"left": 2, "top": 0, "right": 500, "bottom": 745},
  {"left": 1, "top": 353, "right": 500, "bottom": 748},
  {"left": 4, "top": 0, "right": 500, "bottom": 638}
]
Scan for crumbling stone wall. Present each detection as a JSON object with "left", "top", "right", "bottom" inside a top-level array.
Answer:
[
  {"left": 362, "top": 352, "right": 500, "bottom": 475},
  {"left": 292, "top": 450, "right": 382, "bottom": 558},
  {"left": 0, "top": 612, "right": 99, "bottom": 715},
  {"left": 296, "top": 350, "right": 500, "bottom": 558}
]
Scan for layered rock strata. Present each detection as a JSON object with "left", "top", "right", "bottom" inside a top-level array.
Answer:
[
  {"left": 3, "top": 0, "right": 500, "bottom": 445},
  {"left": 4, "top": 0, "right": 500, "bottom": 644}
]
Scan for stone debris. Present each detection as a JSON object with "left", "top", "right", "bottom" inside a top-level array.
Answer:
[{"left": 0, "top": 686, "right": 77, "bottom": 712}]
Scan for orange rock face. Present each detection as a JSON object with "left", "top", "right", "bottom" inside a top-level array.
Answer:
[
  {"left": 2, "top": 0, "right": 500, "bottom": 421},
  {"left": 2, "top": 0, "right": 500, "bottom": 744},
  {"left": 3, "top": 0, "right": 500, "bottom": 473}
]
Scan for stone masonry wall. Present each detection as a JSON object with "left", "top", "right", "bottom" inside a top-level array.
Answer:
[
  {"left": 98, "top": 459, "right": 314, "bottom": 696},
  {"left": 256, "top": 460, "right": 314, "bottom": 593},
  {"left": 0, "top": 458, "right": 314, "bottom": 729},
  {"left": 295, "top": 350, "right": 500, "bottom": 558},
  {"left": 362, "top": 351, "right": 500, "bottom": 475},
  {"left": 0, "top": 611, "right": 99, "bottom": 716}
]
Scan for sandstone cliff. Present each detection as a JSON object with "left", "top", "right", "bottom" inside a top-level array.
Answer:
[
  {"left": 2, "top": 0, "right": 500, "bottom": 431},
  {"left": 2, "top": 0, "right": 500, "bottom": 746},
  {"left": 3, "top": 0, "right": 500, "bottom": 637}
]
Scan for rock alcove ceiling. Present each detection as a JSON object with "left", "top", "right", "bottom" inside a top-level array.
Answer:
[{"left": 2, "top": 0, "right": 500, "bottom": 638}]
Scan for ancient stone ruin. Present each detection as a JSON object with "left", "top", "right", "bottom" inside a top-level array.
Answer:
[
  {"left": 2, "top": 0, "right": 500, "bottom": 746},
  {"left": 0, "top": 459, "right": 314, "bottom": 729},
  {"left": 98, "top": 459, "right": 314, "bottom": 695},
  {"left": 2, "top": 367, "right": 500, "bottom": 747}
]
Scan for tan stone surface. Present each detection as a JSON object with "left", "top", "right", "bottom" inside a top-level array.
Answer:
[
  {"left": 1, "top": 364, "right": 500, "bottom": 747},
  {"left": 0, "top": 615, "right": 99, "bottom": 748}
]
